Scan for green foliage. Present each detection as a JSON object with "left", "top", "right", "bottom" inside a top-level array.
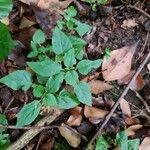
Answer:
[
  {"left": 0, "top": 22, "right": 14, "bottom": 60},
  {"left": 104, "top": 47, "right": 111, "bottom": 59},
  {"left": 74, "top": 82, "right": 92, "bottom": 105},
  {"left": 96, "top": 136, "right": 109, "bottom": 150},
  {"left": 116, "top": 131, "right": 139, "bottom": 150},
  {"left": 0, "top": 0, "right": 12, "bottom": 19},
  {"left": 16, "top": 100, "right": 41, "bottom": 127},
  {"left": 96, "top": 131, "right": 140, "bottom": 150},
  {"left": 0, "top": 114, "right": 10, "bottom": 149},
  {"left": 27, "top": 59, "right": 62, "bottom": 77},
  {"left": 0, "top": 70, "right": 32, "bottom": 91},
  {"left": 52, "top": 28, "right": 72, "bottom": 55},
  {"left": 77, "top": 59, "right": 102, "bottom": 75},
  {"left": 0, "top": 5, "right": 102, "bottom": 127}
]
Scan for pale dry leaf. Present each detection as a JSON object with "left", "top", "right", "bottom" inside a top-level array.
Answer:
[
  {"left": 102, "top": 42, "right": 138, "bottom": 81},
  {"left": 126, "top": 124, "right": 143, "bottom": 136},
  {"left": 0, "top": 17, "right": 9, "bottom": 25},
  {"left": 147, "top": 63, "right": 150, "bottom": 73},
  {"left": 66, "top": 106, "right": 82, "bottom": 126},
  {"left": 84, "top": 105, "right": 109, "bottom": 118},
  {"left": 89, "top": 80, "right": 113, "bottom": 94},
  {"left": 139, "top": 137, "right": 150, "bottom": 150},
  {"left": 19, "top": 0, "right": 73, "bottom": 11},
  {"left": 120, "top": 98, "right": 131, "bottom": 117},
  {"left": 121, "top": 19, "right": 138, "bottom": 28},
  {"left": 58, "top": 124, "right": 81, "bottom": 148},
  {"left": 19, "top": 17, "right": 36, "bottom": 29}
]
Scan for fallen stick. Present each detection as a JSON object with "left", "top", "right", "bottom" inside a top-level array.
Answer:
[
  {"left": 86, "top": 51, "right": 150, "bottom": 149},
  {"left": 7, "top": 108, "right": 64, "bottom": 150}
]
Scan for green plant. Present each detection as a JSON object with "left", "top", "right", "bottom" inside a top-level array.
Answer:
[
  {"left": 96, "top": 131, "right": 140, "bottom": 150},
  {"left": 104, "top": 47, "right": 111, "bottom": 59},
  {"left": 0, "top": 6, "right": 102, "bottom": 127},
  {"left": 0, "top": 114, "right": 10, "bottom": 149}
]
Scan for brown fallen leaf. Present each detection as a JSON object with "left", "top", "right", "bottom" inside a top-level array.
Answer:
[
  {"left": 125, "top": 117, "right": 140, "bottom": 126},
  {"left": 19, "top": 17, "right": 36, "bottom": 29},
  {"left": 19, "top": 0, "right": 73, "bottom": 11},
  {"left": 130, "top": 74, "right": 145, "bottom": 91},
  {"left": 139, "top": 137, "right": 150, "bottom": 150},
  {"left": 89, "top": 80, "right": 113, "bottom": 94},
  {"left": 126, "top": 124, "right": 143, "bottom": 136},
  {"left": 120, "top": 98, "right": 131, "bottom": 117},
  {"left": 121, "top": 19, "right": 138, "bottom": 29},
  {"left": 58, "top": 124, "right": 81, "bottom": 148},
  {"left": 102, "top": 42, "right": 138, "bottom": 81},
  {"left": 66, "top": 106, "right": 82, "bottom": 126},
  {"left": 84, "top": 106, "right": 109, "bottom": 118}
]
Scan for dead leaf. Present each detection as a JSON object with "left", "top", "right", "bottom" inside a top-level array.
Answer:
[
  {"left": 19, "top": 0, "right": 73, "bottom": 11},
  {"left": 125, "top": 117, "right": 140, "bottom": 126},
  {"left": 102, "top": 42, "right": 138, "bottom": 81},
  {"left": 130, "top": 74, "right": 145, "bottom": 91},
  {"left": 59, "top": 124, "right": 81, "bottom": 148},
  {"left": 120, "top": 98, "right": 131, "bottom": 117},
  {"left": 121, "top": 19, "right": 138, "bottom": 28},
  {"left": 19, "top": 17, "right": 35, "bottom": 29},
  {"left": 66, "top": 107, "right": 82, "bottom": 126},
  {"left": 84, "top": 106, "right": 109, "bottom": 118},
  {"left": 126, "top": 124, "right": 143, "bottom": 136},
  {"left": 147, "top": 63, "right": 150, "bottom": 73},
  {"left": 139, "top": 137, "right": 150, "bottom": 150},
  {"left": 89, "top": 80, "right": 113, "bottom": 94}
]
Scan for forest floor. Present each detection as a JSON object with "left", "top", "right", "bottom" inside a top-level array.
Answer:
[{"left": 0, "top": 0, "right": 150, "bottom": 150}]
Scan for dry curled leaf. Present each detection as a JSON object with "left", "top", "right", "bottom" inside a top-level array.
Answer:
[
  {"left": 66, "top": 107, "right": 82, "bottom": 126},
  {"left": 19, "top": 0, "right": 73, "bottom": 11},
  {"left": 126, "top": 124, "right": 143, "bottom": 136},
  {"left": 102, "top": 42, "right": 138, "bottom": 81},
  {"left": 130, "top": 74, "right": 145, "bottom": 91},
  {"left": 120, "top": 98, "right": 131, "bottom": 117},
  {"left": 84, "top": 105, "right": 109, "bottom": 118},
  {"left": 89, "top": 80, "right": 113, "bottom": 94},
  {"left": 121, "top": 19, "right": 138, "bottom": 28},
  {"left": 139, "top": 137, "right": 150, "bottom": 150},
  {"left": 59, "top": 124, "right": 81, "bottom": 148}
]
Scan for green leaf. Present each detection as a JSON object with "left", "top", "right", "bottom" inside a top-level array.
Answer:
[
  {"left": 43, "top": 93, "right": 57, "bottom": 106},
  {"left": 0, "top": 0, "right": 12, "bottom": 19},
  {"left": 116, "top": 131, "right": 128, "bottom": 150},
  {"left": 27, "top": 59, "right": 61, "bottom": 77},
  {"left": 97, "top": 0, "right": 107, "bottom": 4},
  {"left": 52, "top": 27, "right": 72, "bottom": 55},
  {"left": 74, "top": 81, "right": 92, "bottom": 105},
  {"left": 46, "top": 72, "right": 64, "bottom": 93},
  {"left": 65, "top": 70, "right": 79, "bottom": 86},
  {"left": 16, "top": 100, "right": 41, "bottom": 127},
  {"left": 0, "top": 114, "right": 8, "bottom": 133},
  {"left": 33, "top": 84, "right": 45, "bottom": 98},
  {"left": 64, "top": 49, "right": 76, "bottom": 67},
  {"left": 32, "top": 29, "right": 45, "bottom": 44},
  {"left": 0, "top": 70, "right": 32, "bottom": 91},
  {"left": 57, "top": 91, "right": 79, "bottom": 109},
  {"left": 66, "top": 6, "right": 77, "bottom": 17},
  {"left": 69, "top": 35, "right": 86, "bottom": 47},
  {"left": 0, "top": 22, "right": 14, "bottom": 60},
  {"left": 77, "top": 59, "right": 102, "bottom": 75},
  {"left": 128, "top": 139, "right": 140, "bottom": 150},
  {"left": 104, "top": 48, "right": 111, "bottom": 59},
  {"left": 74, "top": 46, "right": 84, "bottom": 60},
  {"left": 75, "top": 21, "right": 92, "bottom": 37},
  {"left": 96, "top": 136, "right": 109, "bottom": 150}
]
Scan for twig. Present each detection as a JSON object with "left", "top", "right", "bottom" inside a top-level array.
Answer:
[
  {"left": 86, "top": 51, "right": 150, "bottom": 149},
  {"left": 127, "top": 5, "right": 150, "bottom": 18},
  {"left": 0, "top": 124, "right": 59, "bottom": 130},
  {"left": 7, "top": 108, "right": 64, "bottom": 150}
]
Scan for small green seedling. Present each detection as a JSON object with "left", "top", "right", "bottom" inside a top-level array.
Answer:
[{"left": 0, "top": 6, "right": 102, "bottom": 127}]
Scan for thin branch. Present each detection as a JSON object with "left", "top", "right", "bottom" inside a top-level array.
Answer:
[
  {"left": 0, "top": 124, "right": 59, "bottom": 130},
  {"left": 127, "top": 5, "right": 150, "bottom": 18},
  {"left": 86, "top": 51, "right": 150, "bottom": 149}
]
